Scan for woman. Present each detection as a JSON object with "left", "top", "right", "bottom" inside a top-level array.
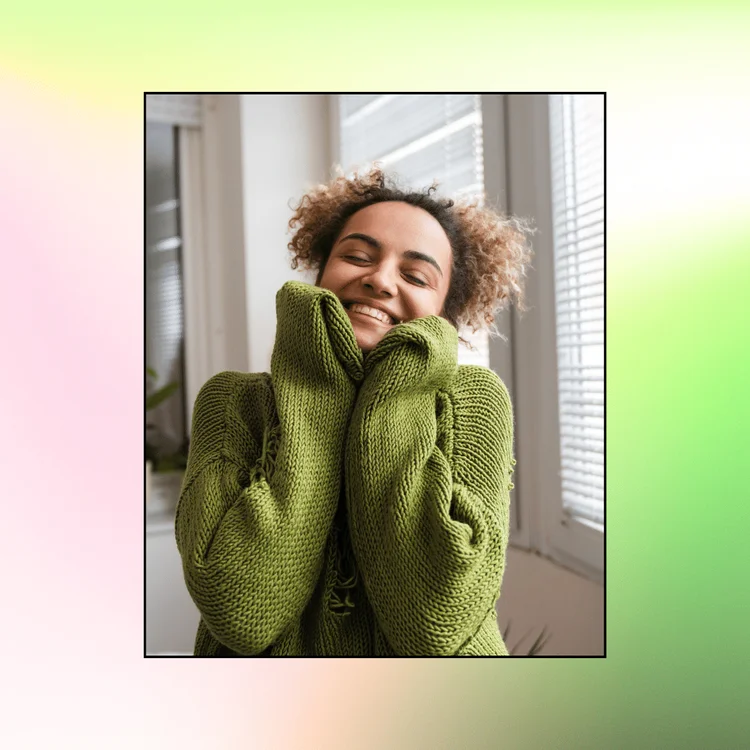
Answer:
[{"left": 175, "top": 168, "right": 535, "bottom": 656}]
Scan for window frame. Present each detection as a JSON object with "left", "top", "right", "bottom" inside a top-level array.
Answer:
[
  {"left": 146, "top": 94, "right": 247, "bottom": 440},
  {"left": 504, "top": 93, "right": 604, "bottom": 583}
]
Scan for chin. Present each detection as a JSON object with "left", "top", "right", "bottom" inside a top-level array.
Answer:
[
  {"left": 354, "top": 331, "right": 383, "bottom": 353},
  {"left": 346, "top": 312, "right": 392, "bottom": 352},
  {"left": 356, "top": 338, "right": 377, "bottom": 353}
]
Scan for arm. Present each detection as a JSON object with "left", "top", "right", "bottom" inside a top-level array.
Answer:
[
  {"left": 175, "top": 281, "right": 363, "bottom": 655},
  {"left": 346, "top": 316, "right": 515, "bottom": 656}
]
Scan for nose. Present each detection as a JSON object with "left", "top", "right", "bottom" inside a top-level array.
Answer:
[{"left": 362, "top": 264, "right": 396, "bottom": 297}]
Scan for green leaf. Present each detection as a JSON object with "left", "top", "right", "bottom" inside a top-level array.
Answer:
[
  {"left": 526, "top": 626, "right": 551, "bottom": 656},
  {"left": 502, "top": 618, "right": 512, "bottom": 640},
  {"left": 146, "top": 382, "right": 180, "bottom": 411}
]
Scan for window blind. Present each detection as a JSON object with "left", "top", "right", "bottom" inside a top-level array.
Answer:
[
  {"left": 337, "top": 94, "right": 489, "bottom": 366},
  {"left": 146, "top": 122, "right": 188, "bottom": 463},
  {"left": 548, "top": 94, "right": 605, "bottom": 530}
]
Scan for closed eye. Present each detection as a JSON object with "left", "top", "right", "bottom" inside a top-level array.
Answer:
[{"left": 343, "top": 256, "right": 428, "bottom": 287}]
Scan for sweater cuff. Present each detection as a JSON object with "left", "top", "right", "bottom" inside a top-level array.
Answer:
[
  {"left": 273, "top": 280, "right": 364, "bottom": 386},
  {"left": 361, "top": 314, "right": 459, "bottom": 395}
]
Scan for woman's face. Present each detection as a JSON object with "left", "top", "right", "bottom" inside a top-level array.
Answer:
[{"left": 318, "top": 201, "right": 453, "bottom": 353}]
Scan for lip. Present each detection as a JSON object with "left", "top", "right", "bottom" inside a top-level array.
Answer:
[
  {"left": 342, "top": 299, "right": 399, "bottom": 324},
  {"left": 346, "top": 306, "right": 394, "bottom": 327}
]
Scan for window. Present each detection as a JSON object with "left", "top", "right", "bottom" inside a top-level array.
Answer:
[
  {"left": 503, "top": 93, "right": 604, "bottom": 580},
  {"left": 334, "top": 94, "right": 489, "bottom": 366},
  {"left": 145, "top": 94, "right": 208, "bottom": 484},
  {"left": 548, "top": 95, "right": 605, "bottom": 532},
  {"left": 146, "top": 120, "right": 189, "bottom": 478}
]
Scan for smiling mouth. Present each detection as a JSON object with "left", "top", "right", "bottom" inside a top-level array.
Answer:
[{"left": 343, "top": 302, "right": 397, "bottom": 326}]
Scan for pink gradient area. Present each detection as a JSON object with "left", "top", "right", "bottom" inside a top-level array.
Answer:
[
  {"left": 0, "top": 72, "right": 152, "bottom": 742},
  {"left": 0, "top": 75, "right": 141, "bottom": 602}
]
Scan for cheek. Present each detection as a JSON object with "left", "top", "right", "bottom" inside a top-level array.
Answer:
[
  {"left": 410, "top": 300, "right": 437, "bottom": 321},
  {"left": 321, "top": 260, "right": 351, "bottom": 286}
]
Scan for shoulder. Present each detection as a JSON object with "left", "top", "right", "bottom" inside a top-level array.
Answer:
[
  {"left": 197, "top": 370, "right": 270, "bottom": 401},
  {"left": 454, "top": 365, "right": 512, "bottom": 415},
  {"left": 451, "top": 366, "right": 514, "bottom": 453},
  {"left": 195, "top": 369, "right": 275, "bottom": 425},
  {"left": 450, "top": 366, "right": 514, "bottom": 478},
  {"left": 191, "top": 371, "right": 274, "bottom": 465},
  {"left": 195, "top": 370, "right": 273, "bottom": 416}
]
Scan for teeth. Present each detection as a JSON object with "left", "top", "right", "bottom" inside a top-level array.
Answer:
[{"left": 348, "top": 303, "right": 393, "bottom": 324}]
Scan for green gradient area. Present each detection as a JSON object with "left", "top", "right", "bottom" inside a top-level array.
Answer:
[{"left": 602, "top": 225, "right": 749, "bottom": 745}]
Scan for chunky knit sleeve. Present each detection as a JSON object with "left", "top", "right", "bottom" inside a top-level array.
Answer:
[
  {"left": 175, "top": 281, "right": 363, "bottom": 656},
  {"left": 346, "top": 316, "right": 514, "bottom": 656},
  {"left": 175, "top": 371, "right": 275, "bottom": 654}
]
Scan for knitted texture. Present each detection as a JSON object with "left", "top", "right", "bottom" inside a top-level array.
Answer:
[
  {"left": 347, "top": 311, "right": 514, "bottom": 655},
  {"left": 175, "top": 280, "right": 515, "bottom": 656}
]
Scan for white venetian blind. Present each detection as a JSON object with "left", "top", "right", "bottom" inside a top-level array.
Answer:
[
  {"left": 337, "top": 94, "right": 489, "bottom": 366},
  {"left": 548, "top": 94, "right": 605, "bottom": 530},
  {"left": 146, "top": 119, "right": 188, "bottom": 464}
]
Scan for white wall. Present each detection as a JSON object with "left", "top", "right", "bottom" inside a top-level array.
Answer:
[{"left": 239, "top": 94, "right": 331, "bottom": 374}]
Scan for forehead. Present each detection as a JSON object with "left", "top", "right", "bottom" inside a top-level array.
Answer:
[{"left": 341, "top": 201, "right": 452, "bottom": 257}]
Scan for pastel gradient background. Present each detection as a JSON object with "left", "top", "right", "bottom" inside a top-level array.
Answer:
[{"left": 2, "top": 3, "right": 749, "bottom": 748}]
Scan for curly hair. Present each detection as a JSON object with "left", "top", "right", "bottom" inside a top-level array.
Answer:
[{"left": 287, "top": 166, "right": 536, "bottom": 351}]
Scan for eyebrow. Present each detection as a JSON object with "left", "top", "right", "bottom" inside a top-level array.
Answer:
[{"left": 337, "top": 232, "right": 443, "bottom": 278}]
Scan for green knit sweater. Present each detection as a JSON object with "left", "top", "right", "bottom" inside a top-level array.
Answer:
[{"left": 175, "top": 280, "right": 516, "bottom": 656}]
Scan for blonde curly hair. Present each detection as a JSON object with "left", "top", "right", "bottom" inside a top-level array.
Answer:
[{"left": 287, "top": 166, "right": 536, "bottom": 351}]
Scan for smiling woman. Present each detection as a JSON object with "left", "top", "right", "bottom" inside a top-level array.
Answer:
[
  {"left": 175, "top": 166, "right": 535, "bottom": 657},
  {"left": 287, "top": 166, "right": 536, "bottom": 352}
]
